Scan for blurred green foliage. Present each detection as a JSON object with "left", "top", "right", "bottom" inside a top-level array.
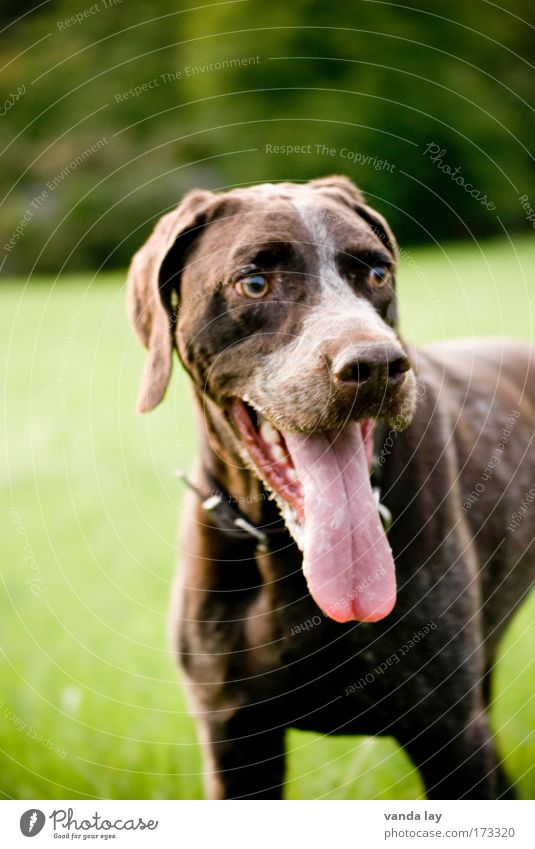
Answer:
[{"left": 1, "top": 0, "right": 534, "bottom": 275}]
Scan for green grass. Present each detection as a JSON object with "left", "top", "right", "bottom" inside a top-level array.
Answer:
[{"left": 2, "top": 235, "right": 535, "bottom": 800}]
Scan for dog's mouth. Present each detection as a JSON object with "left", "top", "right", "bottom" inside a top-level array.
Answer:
[
  {"left": 230, "top": 399, "right": 397, "bottom": 624},
  {"left": 230, "top": 400, "right": 305, "bottom": 521}
]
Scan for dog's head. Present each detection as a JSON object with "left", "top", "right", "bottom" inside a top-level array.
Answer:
[{"left": 127, "top": 176, "right": 417, "bottom": 623}]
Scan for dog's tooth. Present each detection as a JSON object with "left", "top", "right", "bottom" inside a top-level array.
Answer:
[
  {"left": 286, "top": 466, "right": 298, "bottom": 482},
  {"left": 271, "top": 443, "right": 286, "bottom": 461},
  {"left": 260, "top": 420, "right": 279, "bottom": 445}
]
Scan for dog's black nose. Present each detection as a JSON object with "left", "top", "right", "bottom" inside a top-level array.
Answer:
[{"left": 333, "top": 345, "right": 411, "bottom": 387}]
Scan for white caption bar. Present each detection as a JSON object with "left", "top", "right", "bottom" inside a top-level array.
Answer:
[{"left": 1, "top": 799, "right": 533, "bottom": 848}]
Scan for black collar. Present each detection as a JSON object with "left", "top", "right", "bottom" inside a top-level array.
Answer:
[{"left": 175, "top": 468, "right": 289, "bottom": 553}]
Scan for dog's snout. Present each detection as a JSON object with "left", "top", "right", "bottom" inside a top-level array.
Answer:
[{"left": 333, "top": 345, "right": 411, "bottom": 387}]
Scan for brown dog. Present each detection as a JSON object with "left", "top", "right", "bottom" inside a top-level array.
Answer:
[{"left": 127, "top": 176, "right": 535, "bottom": 799}]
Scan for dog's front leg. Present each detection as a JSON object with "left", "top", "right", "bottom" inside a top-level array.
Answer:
[
  {"left": 194, "top": 708, "right": 286, "bottom": 800},
  {"left": 399, "top": 711, "right": 498, "bottom": 799}
]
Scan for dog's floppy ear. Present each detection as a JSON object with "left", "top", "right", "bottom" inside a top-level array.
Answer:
[
  {"left": 126, "top": 189, "right": 215, "bottom": 413},
  {"left": 309, "top": 174, "right": 365, "bottom": 207},
  {"left": 310, "top": 174, "right": 398, "bottom": 259}
]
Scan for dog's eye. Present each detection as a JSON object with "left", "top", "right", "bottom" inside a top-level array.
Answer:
[
  {"left": 370, "top": 265, "right": 389, "bottom": 286},
  {"left": 235, "top": 273, "right": 270, "bottom": 299}
]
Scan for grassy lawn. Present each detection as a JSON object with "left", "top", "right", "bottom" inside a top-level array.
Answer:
[{"left": 2, "top": 235, "right": 535, "bottom": 800}]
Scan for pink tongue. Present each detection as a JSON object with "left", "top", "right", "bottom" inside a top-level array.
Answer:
[{"left": 284, "top": 423, "right": 396, "bottom": 623}]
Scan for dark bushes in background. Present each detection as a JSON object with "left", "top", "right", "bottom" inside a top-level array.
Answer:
[{"left": 2, "top": 0, "right": 534, "bottom": 275}]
